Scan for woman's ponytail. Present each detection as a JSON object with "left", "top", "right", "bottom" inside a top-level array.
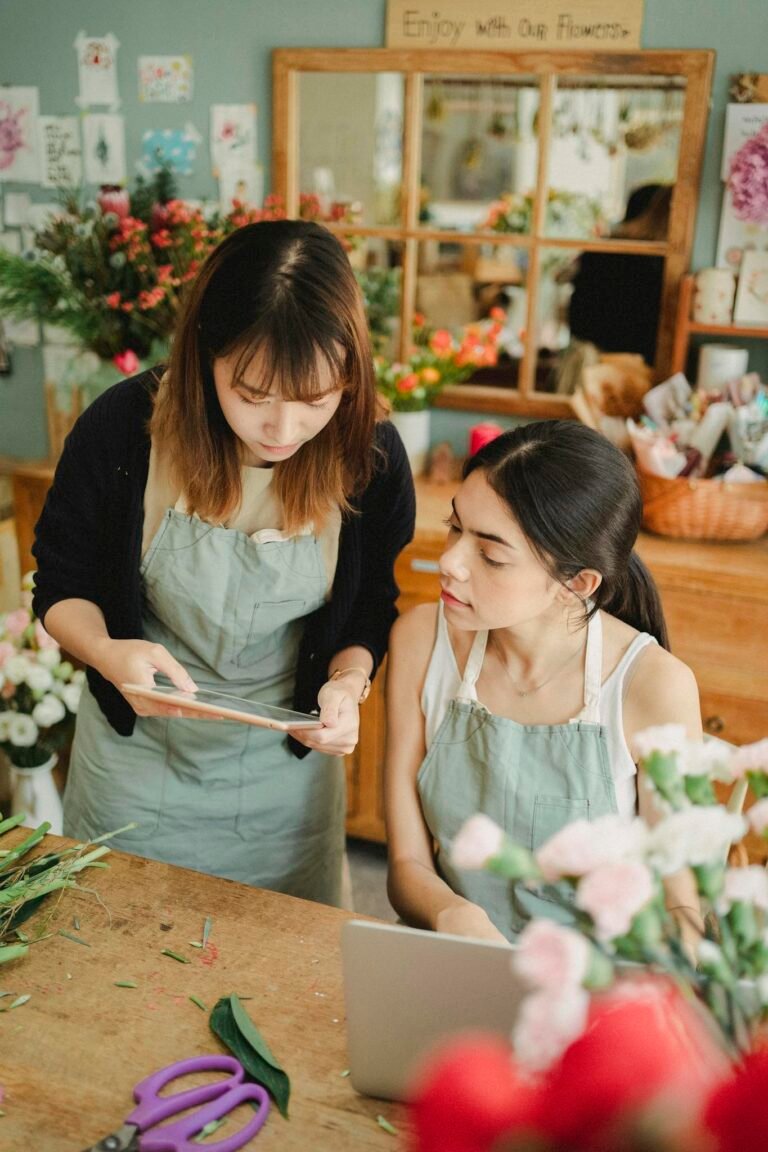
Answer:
[{"left": 597, "top": 551, "right": 669, "bottom": 650}]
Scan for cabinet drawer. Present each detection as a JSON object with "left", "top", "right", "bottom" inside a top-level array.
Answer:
[{"left": 699, "top": 691, "right": 768, "bottom": 747}]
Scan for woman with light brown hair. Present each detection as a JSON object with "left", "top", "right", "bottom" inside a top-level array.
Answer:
[{"left": 33, "top": 219, "right": 416, "bottom": 904}]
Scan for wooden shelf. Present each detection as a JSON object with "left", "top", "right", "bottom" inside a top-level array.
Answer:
[{"left": 671, "top": 274, "right": 768, "bottom": 376}]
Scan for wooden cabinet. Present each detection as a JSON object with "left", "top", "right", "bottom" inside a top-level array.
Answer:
[
  {"left": 9, "top": 462, "right": 54, "bottom": 578},
  {"left": 346, "top": 478, "right": 768, "bottom": 845}
]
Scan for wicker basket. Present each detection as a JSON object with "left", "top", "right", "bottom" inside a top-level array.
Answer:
[{"left": 638, "top": 466, "right": 768, "bottom": 541}]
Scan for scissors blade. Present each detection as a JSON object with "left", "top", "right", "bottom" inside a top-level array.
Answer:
[{"left": 80, "top": 1121, "right": 140, "bottom": 1152}]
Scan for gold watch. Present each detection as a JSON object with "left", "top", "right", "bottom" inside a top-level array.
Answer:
[{"left": 329, "top": 666, "right": 372, "bottom": 703}]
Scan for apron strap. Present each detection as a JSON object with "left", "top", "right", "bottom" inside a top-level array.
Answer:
[
  {"left": 457, "top": 630, "right": 488, "bottom": 701},
  {"left": 581, "top": 610, "right": 603, "bottom": 723}
]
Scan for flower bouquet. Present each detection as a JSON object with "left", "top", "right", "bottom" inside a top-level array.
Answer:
[
  {"left": 407, "top": 728, "right": 768, "bottom": 1152},
  {"left": 375, "top": 311, "right": 504, "bottom": 413},
  {"left": 482, "top": 188, "right": 605, "bottom": 239},
  {"left": 0, "top": 168, "right": 284, "bottom": 373},
  {"left": 0, "top": 574, "right": 83, "bottom": 770}
]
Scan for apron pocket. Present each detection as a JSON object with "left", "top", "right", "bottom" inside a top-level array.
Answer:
[
  {"left": 531, "top": 795, "right": 590, "bottom": 851},
  {"left": 235, "top": 599, "right": 307, "bottom": 667}
]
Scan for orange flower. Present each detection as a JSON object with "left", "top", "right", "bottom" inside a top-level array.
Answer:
[
  {"left": 420, "top": 367, "right": 441, "bottom": 384},
  {"left": 429, "top": 329, "right": 453, "bottom": 356}
]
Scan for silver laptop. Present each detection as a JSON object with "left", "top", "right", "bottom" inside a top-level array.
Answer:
[{"left": 341, "top": 919, "right": 526, "bottom": 1101}]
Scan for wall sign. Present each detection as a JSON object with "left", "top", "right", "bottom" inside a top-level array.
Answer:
[{"left": 386, "top": 1, "right": 643, "bottom": 51}]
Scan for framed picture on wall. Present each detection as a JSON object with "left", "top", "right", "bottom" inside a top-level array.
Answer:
[{"left": 733, "top": 250, "right": 768, "bottom": 325}]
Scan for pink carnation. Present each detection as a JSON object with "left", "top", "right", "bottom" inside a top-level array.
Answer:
[
  {"left": 0, "top": 640, "right": 15, "bottom": 668},
  {"left": 3, "top": 607, "right": 29, "bottom": 639},
  {"left": 34, "top": 619, "right": 59, "bottom": 650},
  {"left": 747, "top": 797, "right": 768, "bottom": 837},
  {"left": 514, "top": 920, "right": 590, "bottom": 990},
  {"left": 730, "top": 739, "right": 768, "bottom": 777},
  {"left": 451, "top": 814, "right": 505, "bottom": 870},
  {"left": 575, "top": 861, "right": 655, "bottom": 941},
  {"left": 512, "top": 986, "right": 589, "bottom": 1072},
  {"left": 536, "top": 815, "right": 647, "bottom": 882}
]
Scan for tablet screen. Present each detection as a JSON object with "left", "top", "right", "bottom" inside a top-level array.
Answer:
[{"left": 121, "top": 683, "right": 323, "bottom": 730}]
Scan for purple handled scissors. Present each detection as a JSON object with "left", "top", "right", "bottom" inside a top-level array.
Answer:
[{"left": 82, "top": 1054, "right": 270, "bottom": 1152}]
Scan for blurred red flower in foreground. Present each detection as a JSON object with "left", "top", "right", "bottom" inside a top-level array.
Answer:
[{"left": 703, "top": 1047, "right": 768, "bottom": 1152}]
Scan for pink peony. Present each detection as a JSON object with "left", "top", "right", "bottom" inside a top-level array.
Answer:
[
  {"left": 720, "top": 865, "right": 768, "bottom": 911},
  {"left": 513, "top": 920, "right": 590, "bottom": 990},
  {"left": 0, "top": 640, "right": 15, "bottom": 668},
  {"left": 3, "top": 607, "right": 30, "bottom": 639},
  {"left": 512, "top": 986, "right": 590, "bottom": 1072},
  {"left": 451, "top": 814, "right": 505, "bottom": 870},
  {"left": 575, "top": 861, "right": 655, "bottom": 940}
]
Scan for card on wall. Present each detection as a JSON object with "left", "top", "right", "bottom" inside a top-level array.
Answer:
[
  {"left": 138, "top": 56, "right": 193, "bottom": 103},
  {"left": 139, "top": 124, "right": 200, "bottom": 177},
  {"left": 210, "top": 104, "right": 257, "bottom": 178},
  {"left": 2, "top": 191, "right": 31, "bottom": 227},
  {"left": 74, "top": 32, "right": 120, "bottom": 108},
  {"left": 83, "top": 113, "right": 126, "bottom": 185},
  {"left": 0, "top": 87, "right": 41, "bottom": 183},
  {"left": 38, "top": 116, "right": 82, "bottom": 188},
  {"left": 219, "top": 161, "right": 263, "bottom": 210},
  {"left": 733, "top": 251, "right": 768, "bottom": 326},
  {"left": 0, "top": 231, "right": 22, "bottom": 254},
  {"left": 716, "top": 103, "right": 768, "bottom": 270}
]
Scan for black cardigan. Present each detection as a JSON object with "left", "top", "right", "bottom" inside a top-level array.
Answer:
[{"left": 32, "top": 371, "right": 416, "bottom": 757}]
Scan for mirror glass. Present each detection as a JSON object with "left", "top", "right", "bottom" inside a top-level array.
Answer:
[
  {"left": 545, "top": 76, "right": 686, "bottom": 240},
  {"left": 534, "top": 245, "right": 666, "bottom": 392},
  {"left": 298, "top": 72, "right": 404, "bottom": 226},
  {"left": 415, "top": 239, "right": 529, "bottom": 390},
  {"left": 355, "top": 241, "right": 404, "bottom": 360},
  {"left": 420, "top": 76, "right": 540, "bottom": 234}
]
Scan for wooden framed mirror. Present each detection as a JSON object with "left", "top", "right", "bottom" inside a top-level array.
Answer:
[{"left": 273, "top": 49, "right": 713, "bottom": 416}]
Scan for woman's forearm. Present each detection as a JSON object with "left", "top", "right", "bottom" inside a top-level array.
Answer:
[{"left": 43, "top": 598, "right": 114, "bottom": 673}]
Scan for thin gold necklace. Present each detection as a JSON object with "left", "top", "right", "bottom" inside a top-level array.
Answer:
[{"left": 490, "top": 631, "right": 586, "bottom": 698}]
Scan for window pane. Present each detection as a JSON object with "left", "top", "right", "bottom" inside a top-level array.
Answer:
[
  {"left": 534, "top": 246, "right": 665, "bottom": 393},
  {"left": 298, "top": 73, "right": 404, "bottom": 226},
  {"left": 420, "top": 76, "right": 540, "bottom": 236},
  {"left": 356, "top": 242, "right": 403, "bottom": 359},
  {"left": 544, "top": 76, "right": 686, "bottom": 239}
]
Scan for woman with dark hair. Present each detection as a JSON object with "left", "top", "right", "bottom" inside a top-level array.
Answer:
[
  {"left": 33, "top": 219, "right": 415, "bottom": 904},
  {"left": 384, "top": 421, "right": 700, "bottom": 942}
]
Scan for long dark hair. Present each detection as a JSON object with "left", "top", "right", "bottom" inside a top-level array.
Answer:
[
  {"left": 151, "top": 219, "right": 379, "bottom": 531},
  {"left": 464, "top": 421, "right": 669, "bottom": 648}
]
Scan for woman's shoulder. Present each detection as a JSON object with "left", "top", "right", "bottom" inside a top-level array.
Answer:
[
  {"left": 621, "top": 636, "right": 701, "bottom": 740},
  {"left": 75, "top": 367, "right": 159, "bottom": 439},
  {"left": 392, "top": 602, "right": 439, "bottom": 648}
]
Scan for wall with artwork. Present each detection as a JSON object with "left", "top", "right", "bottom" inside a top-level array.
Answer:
[{"left": 0, "top": 0, "right": 766, "bottom": 459}]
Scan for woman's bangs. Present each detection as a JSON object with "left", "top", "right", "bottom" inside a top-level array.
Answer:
[{"left": 230, "top": 328, "right": 347, "bottom": 401}]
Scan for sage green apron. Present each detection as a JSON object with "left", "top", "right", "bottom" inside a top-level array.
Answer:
[
  {"left": 417, "top": 611, "right": 619, "bottom": 940},
  {"left": 64, "top": 504, "right": 345, "bottom": 905}
]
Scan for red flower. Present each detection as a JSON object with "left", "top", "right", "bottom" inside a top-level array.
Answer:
[
  {"left": 395, "top": 372, "right": 419, "bottom": 393},
  {"left": 105, "top": 292, "right": 121, "bottom": 309},
  {"left": 408, "top": 1034, "right": 540, "bottom": 1152},
  {"left": 703, "top": 1047, "right": 768, "bottom": 1152},
  {"left": 113, "top": 350, "right": 140, "bottom": 375},
  {"left": 533, "top": 979, "right": 729, "bottom": 1150}
]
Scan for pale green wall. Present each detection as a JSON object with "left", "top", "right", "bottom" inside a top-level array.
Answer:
[{"left": 0, "top": 0, "right": 766, "bottom": 458}]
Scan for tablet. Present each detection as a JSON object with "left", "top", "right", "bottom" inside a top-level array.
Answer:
[{"left": 121, "top": 684, "right": 323, "bottom": 731}]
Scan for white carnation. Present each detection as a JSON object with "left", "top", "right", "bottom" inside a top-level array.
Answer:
[
  {"left": 718, "top": 866, "right": 768, "bottom": 912},
  {"left": 8, "top": 713, "right": 39, "bottom": 747},
  {"left": 24, "top": 664, "right": 54, "bottom": 693},
  {"left": 61, "top": 683, "right": 81, "bottom": 714},
  {"left": 36, "top": 647, "right": 61, "bottom": 670},
  {"left": 4, "top": 654, "right": 32, "bottom": 685},
  {"left": 32, "top": 692, "right": 67, "bottom": 728},
  {"left": 647, "top": 807, "right": 746, "bottom": 874},
  {"left": 631, "top": 724, "right": 688, "bottom": 761},
  {"left": 72, "top": 669, "right": 86, "bottom": 686}
]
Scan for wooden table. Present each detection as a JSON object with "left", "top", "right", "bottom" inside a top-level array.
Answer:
[{"left": 1, "top": 834, "right": 404, "bottom": 1150}]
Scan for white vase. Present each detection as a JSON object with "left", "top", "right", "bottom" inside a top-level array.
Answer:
[
  {"left": 389, "top": 409, "right": 431, "bottom": 476},
  {"left": 10, "top": 753, "right": 63, "bottom": 834}
]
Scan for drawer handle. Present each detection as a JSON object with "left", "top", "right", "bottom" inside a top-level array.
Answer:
[
  {"left": 410, "top": 559, "right": 440, "bottom": 573},
  {"left": 704, "top": 715, "right": 725, "bottom": 735}
]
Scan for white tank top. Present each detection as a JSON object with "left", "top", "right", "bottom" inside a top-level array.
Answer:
[{"left": 421, "top": 605, "right": 656, "bottom": 819}]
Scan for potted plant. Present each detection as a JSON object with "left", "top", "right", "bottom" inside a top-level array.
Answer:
[{"left": 375, "top": 311, "right": 504, "bottom": 474}]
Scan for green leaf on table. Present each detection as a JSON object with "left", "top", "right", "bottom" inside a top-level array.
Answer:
[
  {"left": 59, "top": 930, "right": 90, "bottom": 947},
  {"left": 10, "top": 994, "right": 31, "bottom": 1009},
  {"left": 210, "top": 994, "right": 290, "bottom": 1118},
  {"left": 160, "top": 948, "right": 190, "bottom": 964},
  {"left": 376, "top": 1114, "right": 398, "bottom": 1136},
  {"left": 114, "top": 981, "right": 138, "bottom": 988},
  {"left": 202, "top": 916, "right": 212, "bottom": 949},
  {"left": 189, "top": 995, "right": 207, "bottom": 1012}
]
